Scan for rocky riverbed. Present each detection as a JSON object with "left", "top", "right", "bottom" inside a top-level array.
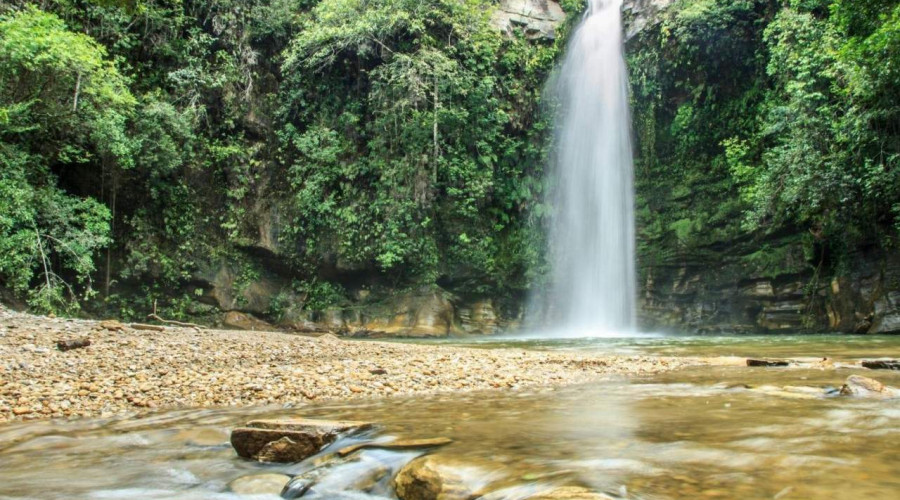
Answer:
[{"left": 0, "top": 308, "right": 699, "bottom": 423}]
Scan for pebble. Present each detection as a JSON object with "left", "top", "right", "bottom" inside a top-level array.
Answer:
[{"left": 0, "top": 307, "right": 697, "bottom": 422}]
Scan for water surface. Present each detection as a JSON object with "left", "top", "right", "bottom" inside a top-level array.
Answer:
[{"left": 1, "top": 335, "right": 899, "bottom": 499}]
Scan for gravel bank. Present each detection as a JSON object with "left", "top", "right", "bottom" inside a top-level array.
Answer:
[{"left": 0, "top": 308, "right": 700, "bottom": 423}]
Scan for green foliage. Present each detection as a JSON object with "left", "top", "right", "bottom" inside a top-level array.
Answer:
[
  {"left": 0, "top": 7, "right": 126, "bottom": 313},
  {"left": 296, "top": 279, "right": 347, "bottom": 311},
  {"left": 277, "top": 0, "right": 559, "bottom": 293},
  {"left": 3, "top": 0, "right": 894, "bottom": 320},
  {"left": 0, "top": 0, "right": 563, "bottom": 316},
  {"left": 631, "top": 0, "right": 899, "bottom": 282}
]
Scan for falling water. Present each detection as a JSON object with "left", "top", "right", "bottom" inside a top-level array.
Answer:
[{"left": 544, "top": 0, "right": 636, "bottom": 336}]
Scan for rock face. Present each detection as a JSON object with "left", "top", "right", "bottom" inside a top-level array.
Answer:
[
  {"left": 622, "top": 0, "right": 675, "bottom": 40},
  {"left": 358, "top": 291, "right": 456, "bottom": 336},
  {"left": 639, "top": 243, "right": 900, "bottom": 334},
  {"left": 302, "top": 291, "right": 519, "bottom": 337},
  {"left": 456, "top": 300, "right": 501, "bottom": 335},
  {"left": 223, "top": 311, "right": 274, "bottom": 331},
  {"left": 491, "top": 0, "right": 566, "bottom": 40},
  {"left": 230, "top": 419, "right": 372, "bottom": 463}
]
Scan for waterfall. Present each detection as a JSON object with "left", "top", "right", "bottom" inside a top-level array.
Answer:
[{"left": 542, "top": 0, "right": 637, "bottom": 336}]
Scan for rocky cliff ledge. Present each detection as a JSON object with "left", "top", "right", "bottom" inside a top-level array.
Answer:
[
  {"left": 491, "top": 0, "right": 567, "bottom": 40},
  {"left": 622, "top": 0, "right": 674, "bottom": 40},
  {"left": 639, "top": 241, "right": 900, "bottom": 335}
]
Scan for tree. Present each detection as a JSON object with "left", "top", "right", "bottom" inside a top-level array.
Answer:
[{"left": 0, "top": 7, "right": 132, "bottom": 312}]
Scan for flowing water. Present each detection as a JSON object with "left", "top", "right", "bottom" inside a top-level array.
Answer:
[
  {"left": 2, "top": 336, "right": 900, "bottom": 500},
  {"left": 541, "top": 0, "right": 636, "bottom": 336}
]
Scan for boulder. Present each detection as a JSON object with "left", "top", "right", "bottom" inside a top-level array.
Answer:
[
  {"left": 839, "top": 375, "right": 900, "bottom": 398},
  {"left": 227, "top": 473, "right": 291, "bottom": 496},
  {"left": 230, "top": 419, "right": 372, "bottom": 463},
  {"left": 392, "top": 455, "right": 500, "bottom": 500}
]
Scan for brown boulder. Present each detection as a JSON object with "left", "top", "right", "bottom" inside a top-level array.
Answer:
[
  {"left": 230, "top": 419, "right": 372, "bottom": 463},
  {"left": 392, "top": 455, "right": 499, "bottom": 500}
]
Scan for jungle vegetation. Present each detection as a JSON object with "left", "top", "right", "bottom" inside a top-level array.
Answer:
[{"left": 0, "top": 0, "right": 897, "bottom": 320}]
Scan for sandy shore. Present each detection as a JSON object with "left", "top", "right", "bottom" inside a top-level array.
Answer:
[{"left": 0, "top": 308, "right": 702, "bottom": 423}]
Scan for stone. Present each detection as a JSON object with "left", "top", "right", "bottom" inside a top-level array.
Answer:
[
  {"left": 56, "top": 338, "right": 91, "bottom": 351},
  {"left": 176, "top": 427, "right": 230, "bottom": 446},
  {"left": 526, "top": 486, "right": 615, "bottom": 500},
  {"left": 227, "top": 473, "right": 291, "bottom": 495},
  {"left": 839, "top": 375, "right": 899, "bottom": 398},
  {"left": 746, "top": 359, "right": 790, "bottom": 367},
  {"left": 99, "top": 320, "right": 125, "bottom": 331},
  {"left": 750, "top": 385, "right": 820, "bottom": 400},
  {"left": 336, "top": 437, "right": 453, "bottom": 457},
  {"left": 230, "top": 419, "right": 372, "bottom": 463},
  {"left": 491, "top": 0, "right": 566, "bottom": 41},
  {"left": 223, "top": 311, "right": 273, "bottom": 331},
  {"left": 862, "top": 360, "right": 900, "bottom": 370},
  {"left": 256, "top": 436, "right": 308, "bottom": 463},
  {"left": 392, "top": 455, "right": 498, "bottom": 500}
]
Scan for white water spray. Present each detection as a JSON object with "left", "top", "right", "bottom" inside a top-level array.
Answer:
[{"left": 542, "top": 0, "right": 636, "bottom": 336}]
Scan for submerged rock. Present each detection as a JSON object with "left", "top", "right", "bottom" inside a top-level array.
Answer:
[
  {"left": 335, "top": 437, "right": 453, "bottom": 457},
  {"left": 526, "top": 486, "right": 615, "bottom": 500},
  {"left": 480, "top": 485, "right": 614, "bottom": 500},
  {"left": 228, "top": 473, "right": 291, "bottom": 495},
  {"left": 231, "top": 419, "right": 372, "bottom": 463},
  {"left": 746, "top": 359, "right": 790, "bottom": 367},
  {"left": 839, "top": 375, "right": 900, "bottom": 398},
  {"left": 284, "top": 449, "right": 419, "bottom": 499},
  {"left": 392, "top": 455, "right": 501, "bottom": 500}
]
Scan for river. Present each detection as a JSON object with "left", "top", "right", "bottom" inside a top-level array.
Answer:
[{"left": 1, "top": 335, "right": 899, "bottom": 499}]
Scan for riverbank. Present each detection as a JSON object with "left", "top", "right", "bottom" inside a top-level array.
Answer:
[{"left": 0, "top": 308, "right": 702, "bottom": 423}]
